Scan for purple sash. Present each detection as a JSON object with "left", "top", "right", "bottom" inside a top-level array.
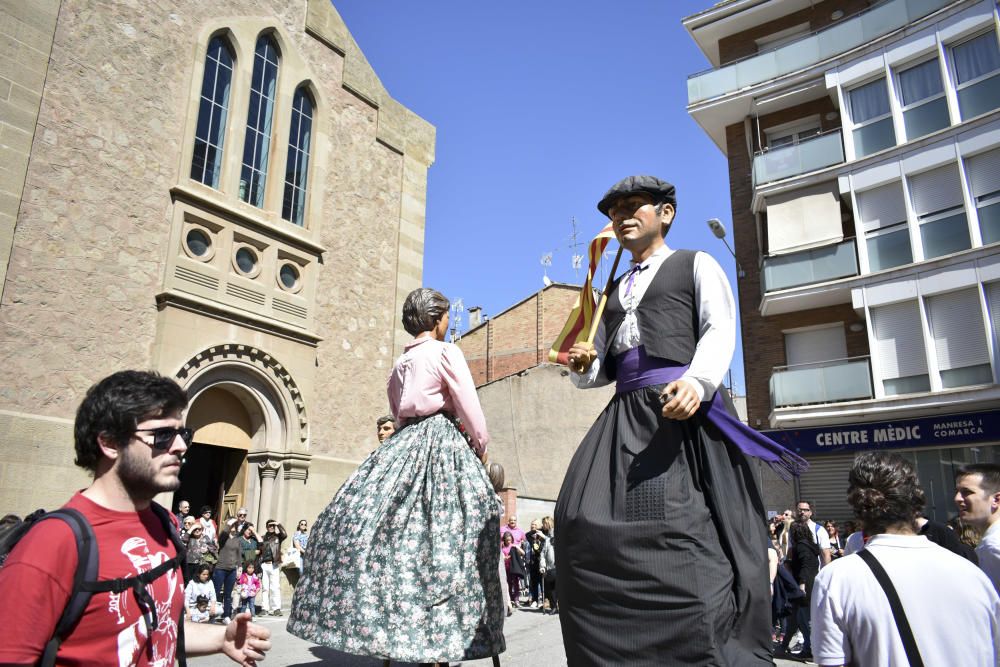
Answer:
[{"left": 614, "top": 347, "right": 807, "bottom": 479}]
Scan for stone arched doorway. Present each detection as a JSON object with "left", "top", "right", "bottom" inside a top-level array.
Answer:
[
  {"left": 172, "top": 344, "right": 311, "bottom": 529},
  {"left": 177, "top": 386, "right": 255, "bottom": 524}
]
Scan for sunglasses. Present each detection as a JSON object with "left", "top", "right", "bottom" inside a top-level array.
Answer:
[{"left": 133, "top": 427, "right": 194, "bottom": 450}]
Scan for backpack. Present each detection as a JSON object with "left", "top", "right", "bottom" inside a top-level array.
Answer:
[{"left": 0, "top": 502, "right": 188, "bottom": 667}]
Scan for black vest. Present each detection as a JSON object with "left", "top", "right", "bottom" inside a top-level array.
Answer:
[{"left": 602, "top": 249, "right": 699, "bottom": 380}]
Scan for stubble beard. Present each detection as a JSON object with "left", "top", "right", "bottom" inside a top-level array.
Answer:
[{"left": 117, "top": 443, "right": 181, "bottom": 501}]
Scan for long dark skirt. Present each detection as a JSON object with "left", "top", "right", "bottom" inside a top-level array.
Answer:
[{"left": 554, "top": 383, "right": 772, "bottom": 666}]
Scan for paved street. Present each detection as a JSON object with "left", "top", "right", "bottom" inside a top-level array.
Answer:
[{"left": 190, "top": 606, "right": 804, "bottom": 666}]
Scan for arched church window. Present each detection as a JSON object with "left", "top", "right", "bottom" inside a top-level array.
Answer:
[
  {"left": 190, "top": 36, "right": 234, "bottom": 188},
  {"left": 239, "top": 35, "right": 280, "bottom": 207},
  {"left": 281, "top": 87, "right": 314, "bottom": 226}
]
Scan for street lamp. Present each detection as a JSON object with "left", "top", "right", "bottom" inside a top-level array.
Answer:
[{"left": 706, "top": 218, "right": 745, "bottom": 278}]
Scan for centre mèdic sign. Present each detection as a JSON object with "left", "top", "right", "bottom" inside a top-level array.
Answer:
[{"left": 763, "top": 410, "right": 1000, "bottom": 455}]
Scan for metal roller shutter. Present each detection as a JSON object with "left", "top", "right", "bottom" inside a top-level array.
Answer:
[
  {"left": 967, "top": 148, "right": 1000, "bottom": 199},
  {"left": 871, "top": 300, "right": 928, "bottom": 379},
  {"left": 908, "top": 163, "right": 963, "bottom": 216},
  {"left": 858, "top": 181, "right": 908, "bottom": 232},
  {"left": 926, "top": 288, "right": 990, "bottom": 371},
  {"left": 799, "top": 453, "right": 855, "bottom": 523}
]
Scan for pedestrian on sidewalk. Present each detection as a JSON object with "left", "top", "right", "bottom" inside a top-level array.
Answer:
[
  {"left": 0, "top": 370, "right": 270, "bottom": 665},
  {"left": 259, "top": 519, "right": 287, "bottom": 616},
  {"left": 812, "top": 452, "right": 1000, "bottom": 666},
  {"left": 288, "top": 288, "right": 505, "bottom": 667}
]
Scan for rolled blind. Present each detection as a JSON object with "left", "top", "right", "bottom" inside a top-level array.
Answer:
[
  {"left": 966, "top": 149, "right": 1000, "bottom": 199},
  {"left": 785, "top": 326, "right": 848, "bottom": 365},
  {"left": 857, "top": 181, "right": 908, "bottom": 232},
  {"left": 908, "top": 164, "right": 963, "bottom": 217},
  {"left": 872, "top": 300, "right": 928, "bottom": 379},
  {"left": 926, "top": 289, "right": 990, "bottom": 370},
  {"left": 766, "top": 181, "right": 844, "bottom": 255}
]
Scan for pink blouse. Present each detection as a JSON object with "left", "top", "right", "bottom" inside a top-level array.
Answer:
[{"left": 387, "top": 337, "right": 490, "bottom": 456}]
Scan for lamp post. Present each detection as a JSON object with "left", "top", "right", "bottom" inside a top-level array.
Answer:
[
  {"left": 706, "top": 218, "right": 744, "bottom": 398},
  {"left": 706, "top": 218, "right": 745, "bottom": 278}
]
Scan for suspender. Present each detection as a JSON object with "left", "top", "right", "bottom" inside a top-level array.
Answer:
[{"left": 856, "top": 550, "right": 924, "bottom": 667}]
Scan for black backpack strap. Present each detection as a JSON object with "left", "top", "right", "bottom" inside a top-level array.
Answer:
[
  {"left": 38, "top": 509, "right": 99, "bottom": 667},
  {"left": 857, "top": 549, "right": 924, "bottom": 667}
]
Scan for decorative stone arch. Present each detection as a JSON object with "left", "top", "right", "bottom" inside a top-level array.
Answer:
[{"left": 175, "top": 343, "right": 311, "bottom": 525}]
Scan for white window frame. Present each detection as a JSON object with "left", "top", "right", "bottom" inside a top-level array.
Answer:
[
  {"left": 846, "top": 77, "right": 893, "bottom": 131},
  {"left": 893, "top": 56, "right": 950, "bottom": 141},
  {"left": 948, "top": 29, "right": 1000, "bottom": 118},
  {"left": 764, "top": 116, "right": 822, "bottom": 150}
]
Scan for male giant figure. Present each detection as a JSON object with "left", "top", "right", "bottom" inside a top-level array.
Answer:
[{"left": 556, "top": 176, "right": 774, "bottom": 665}]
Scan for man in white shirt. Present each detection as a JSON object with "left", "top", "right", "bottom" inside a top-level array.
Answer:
[
  {"left": 955, "top": 463, "right": 1000, "bottom": 594},
  {"left": 812, "top": 452, "right": 1000, "bottom": 667},
  {"left": 797, "top": 500, "right": 832, "bottom": 567}
]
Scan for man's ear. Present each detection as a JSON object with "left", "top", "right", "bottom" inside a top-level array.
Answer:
[
  {"left": 659, "top": 203, "right": 676, "bottom": 231},
  {"left": 97, "top": 432, "right": 122, "bottom": 462},
  {"left": 992, "top": 490, "right": 1000, "bottom": 512}
]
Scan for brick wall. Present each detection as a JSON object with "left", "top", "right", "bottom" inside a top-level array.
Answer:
[
  {"left": 457, "top": 283, "right": 579, "bottom": 387},
  {"left": 718, "top": 0, "right": 874, "bottom": 65}
]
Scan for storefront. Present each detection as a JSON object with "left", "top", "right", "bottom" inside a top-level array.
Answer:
[{"left": 765, "top": 409, "right": 1000, "bottom": 523}]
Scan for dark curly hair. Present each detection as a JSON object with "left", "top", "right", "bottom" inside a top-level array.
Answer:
[
  {"left": 847, "top": 452, "right": 925, "bottom": 535},
  {"left": 74, "top": 370, "right": 188, "bottom": 473},
  {"left": 401, "top": 288, "right": 449, "bottom": 336}
]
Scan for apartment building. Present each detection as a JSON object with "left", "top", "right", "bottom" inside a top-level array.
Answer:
[{"left": 685, "top": 0, "right": 1000, "bottom": 521}]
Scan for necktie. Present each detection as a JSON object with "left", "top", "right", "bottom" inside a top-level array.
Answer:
[{"left": 624, "top": 264, "right": 646, "bottom": 298}]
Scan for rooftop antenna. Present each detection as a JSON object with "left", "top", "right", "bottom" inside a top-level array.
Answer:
[
  {"left": 449, "top": 297, "right": 464, "bottom": 342},
  {"left": 541, "top": 252, "right": 553, "bottom": 287},
  {"left": 568, "top": 217, "right": 583, "bottom": 282}
]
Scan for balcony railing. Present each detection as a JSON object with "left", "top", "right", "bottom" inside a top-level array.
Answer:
[
  {"left": 762, "top": 238, "right": 859, "bottom": 293},
  {"left": 753, "top": 129, "right": 845, "bottom": 186},
  {"left": 687, "top": 0, "right": 954, "bottom": 104},
  {"left": 771, "top": 356, "right": 874, "bottom": 408}
]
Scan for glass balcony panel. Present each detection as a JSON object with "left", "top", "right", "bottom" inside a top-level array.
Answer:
[
  {"left": 862, "top": 0, "right": 903, "bottom": 42},
  {"left": 853, "top": 117, "right": 896, "bottom": 157},
  {"left": 978, "top": 202, "right": 1000, "bottom": 244},
  {"left": 958, "top": 75, "right": 1000, "bottom": 120},
  {"left": 883, "top": 374, "right": 931, "bottom": 396},
  {"left": 902, "top": 97, "right": 950, "bottom": 140},
  {"left": 817, "top": 20, "right": 864, "bottom": 62},
  {"left": 771, "top": 357, "right": 874, "bottom": 408},
  {"left": 737, "top": 51, "right": 778, "bottom": 87},
  {"left": 920, "top": 212, "right": 971, "bottom": 259},
  {"left": 762, "top": 239, "right": 859, "bottom": 292},
  {"left": 866, "top": 228, "right": 913, "bottom": 272},
  {"left": 752, "top": 129, "right": 844, "bottom": 185},
  {"left": 941, "top": 364, "right": 994, "bottom": 389},
  {"left": 687, "top": 0, "right": 953, "bottom": 104}
]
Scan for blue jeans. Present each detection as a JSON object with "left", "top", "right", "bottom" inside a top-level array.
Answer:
[
  {"left": 213, "top": 567, "right": 237, "bottom": 619},
  {"left": 240, "top": 595, "right": 256, "bottom": 617}
]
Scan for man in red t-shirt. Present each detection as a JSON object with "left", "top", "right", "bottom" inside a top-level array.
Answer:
[{"left": 0, "top": 370, "right": 271, "bottom": 666}]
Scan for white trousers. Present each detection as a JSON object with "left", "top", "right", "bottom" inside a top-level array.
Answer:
[{"left": 260, "top": 562, "right": 282, "bottom": 611}]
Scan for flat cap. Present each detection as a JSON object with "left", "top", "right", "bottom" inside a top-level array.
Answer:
[{"left": 597, "top": 175, "right": 676, "bottom": 216}]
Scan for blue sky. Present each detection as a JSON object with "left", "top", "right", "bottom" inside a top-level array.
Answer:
[{"left": 332, "top": 1, "right": 746, "bottom": 393}]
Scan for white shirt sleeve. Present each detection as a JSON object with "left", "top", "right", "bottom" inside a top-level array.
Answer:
[
  {"left": 678, "top": 252, "right": 736, "bottom": 402},
  {"left": 976, "top": 533, "right": 1000, "bottom": 595}
]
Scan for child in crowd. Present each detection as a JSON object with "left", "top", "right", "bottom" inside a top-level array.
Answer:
[
  {"left": 190, "top": 595, "right": 211, "bottom": 624},
  {"left": 184, "top": 564, "right": 218, "bottom": 620},
  {"left": 289, "top": 288, "right": 504, "bottom": 666},
  {"left": 238, "top": 562, "right": 261, "bottom": 618}
]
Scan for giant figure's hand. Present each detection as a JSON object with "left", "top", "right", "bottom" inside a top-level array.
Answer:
[
  {"left": 660, "top": 380, "right": 700, "bottom": 420},
  {"left": 568, "top": 342, "right": 597, "bottom": 374}
]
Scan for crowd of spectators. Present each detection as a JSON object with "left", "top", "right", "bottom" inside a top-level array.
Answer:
[
  {"left": 767, "top": 458, "right": 1000, "bottom": 665},
  {"left": 499, "top": 513, "right": 557, "bottom": 616},
  {"left": 171, "top": 500, "right": 308, "bottom": 624}
]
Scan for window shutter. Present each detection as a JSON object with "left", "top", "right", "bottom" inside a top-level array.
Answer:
[
  {"left": 908, "top": 164, "right": 963, "bottom": 217},
  {"left": 872, "top": 301, "right": 927, "bottom": 379},
  {"left": 926, "top": 289, "right": 989, "bottom": 371},
  {"left": 785, "top": 326, "right": 848, "bottom": 365},
  {"left": 966, "top": 149, "right": 1000, "bottom": 199},
  {"left": 857, "top": 182, "right": 908, "bottom": 232},
  {"left": 765, "top": 181, "right": 844, "bottom": 255}
]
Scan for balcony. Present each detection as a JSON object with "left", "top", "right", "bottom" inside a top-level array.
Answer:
[
  {"left": 687, "top": 0, "right": 954, "bottom": 105},
  {"left": 771, "top": 356, "right": 874, "bottom": 408},
  {"left": 762, "top": 239, "right": 859, "bottom": 293},
  {"left": 753, "top": 129, "right": 845, "bottom": 186}
]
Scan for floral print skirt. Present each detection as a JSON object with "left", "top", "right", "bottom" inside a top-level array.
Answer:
[{"left": 288, "top": 413, "right": 506, "bottom": 662}]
